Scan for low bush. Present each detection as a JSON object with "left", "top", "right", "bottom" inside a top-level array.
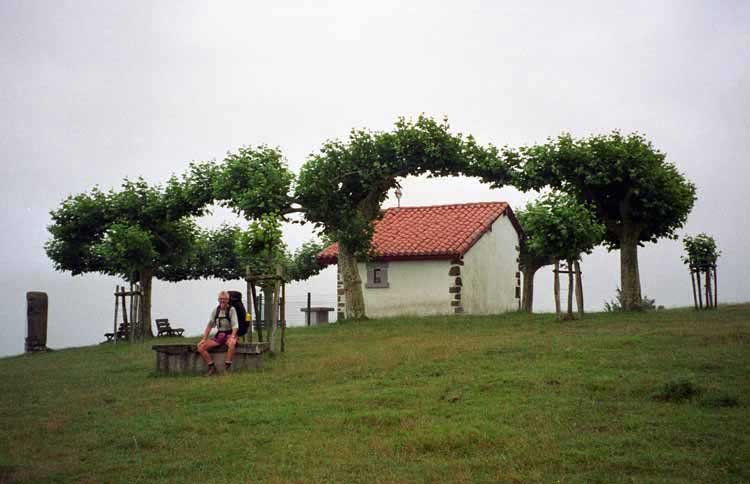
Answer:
[
  {"left": 604, "top": 288, "right": 657, "bottom": 312},
  {"left": 653, "top": 377, "right": 700, "bottom": 402}
]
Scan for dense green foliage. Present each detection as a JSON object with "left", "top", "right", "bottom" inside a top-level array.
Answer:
[
  {"left": 500, "top": 132, "right": 696, "bottom": 249},
  {"left": 212, "top": 146, "right": 296, "bottom": 219},
  {"left": 476, "top": 131, "right": 696, "bottom": 310},
  {"left": 2, "top": 306, "right": 749, "bottom": 482},
  {"left": 296, "top": 115, "right": 507, "bottom": 255},
  {"left": 682, "top": 233, "right": 721, "bottom": 269},
  {"left": 46, "top": 165, "right": 215, "bottom": 281},
  {"left": 517, "top": 192, "right": 604, "bottom": 263},
  {"left": 196, "top": 219, "right": 325, "bottom": 284},
  {"left": 45, "top": 165, "right": 216, "bottom": 335},
  {"left": 516, "top": 192, "right": 605, "bottom": 312},
  {"left": 295, "top": 116, "right": 509, "bottom": 318}
]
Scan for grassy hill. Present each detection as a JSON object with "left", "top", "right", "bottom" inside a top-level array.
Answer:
[{"left": 2, "top": 305, "right": 749, "bottom": 483}]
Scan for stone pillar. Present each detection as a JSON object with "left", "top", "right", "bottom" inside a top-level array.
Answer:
[
  {"left": 449, "top": 258, "right": 464, "bottom": 314},
  {"left": 26, "top": 291, "right": 49, "bottom": 353},
  {"left": 337, "top": 264, "right": 346, "bottom": 321}
]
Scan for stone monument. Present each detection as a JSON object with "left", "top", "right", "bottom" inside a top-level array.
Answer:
[{"left": 26, "top": 291, "right": 49, "bottom": 352}]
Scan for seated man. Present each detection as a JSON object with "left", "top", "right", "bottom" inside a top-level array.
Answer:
[{"left": 196, "top": 290, "right": 239, "bottom": 376}]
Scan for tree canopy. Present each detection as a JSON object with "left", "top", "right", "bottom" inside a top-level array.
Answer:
[
  {"left": 476, "top": 131, "right": 696, "bottom": 310},
  {"left": 212, "top": 145, "right": 297, "bottom": 219},
  {"left": 516, "top": 192, "right": 605, "bottom": 312},
  {"left": 45, "top": 163, "right": 215, "bottom": 336},
  {"left": 519, "top": 192, "right": 604, "bottom": 263},
  {"left": 682, "top": 233, "right": 720, "bottom": 269},
  {"left": 295, "top": 115, "right": 509, "bottom": 319}
]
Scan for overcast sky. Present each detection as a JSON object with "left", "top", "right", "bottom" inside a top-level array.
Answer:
[{"left": 2, "top": 0, "right": 749, "bottom": 357}]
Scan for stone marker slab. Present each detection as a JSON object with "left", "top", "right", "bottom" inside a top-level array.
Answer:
[{"left": 26, "top": 291, "right": 48, "bottom": 352}]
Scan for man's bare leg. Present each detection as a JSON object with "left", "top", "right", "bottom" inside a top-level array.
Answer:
[
  {"left": 225, "top": 336, "right": 237, "bottom": 371},
  {"left": 197, "top": 339, "right": 220, "bottom": 374}
]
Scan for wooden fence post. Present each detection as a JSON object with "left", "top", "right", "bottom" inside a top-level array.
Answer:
[
  {"left": 113, "top": 286, "right": 119, "bottom": 344},
  {"left": 696, "top": 270, "right": 703, "bottom": 309},
  {"left": 553, "top": 260, "right": 561, "bottom": 320},
  {"left": 280, "top": 284, "right": 286, "bottom": 352},
  {"left": 566, "top": 260, "right": 574, "bottom": 319},
  {"left": 306, "top": 292, "right": 311, "bottom": 327},
  {"left": 690, "top": 268, "right": 698, "bottom": 310}
]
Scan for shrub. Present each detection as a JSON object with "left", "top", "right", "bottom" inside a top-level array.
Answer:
[
  {"left": 653, "top": 377, "right": 700, "bottom": 402},
  {"left": 604, "top": 288, "right": 656, "bottom": 312}
]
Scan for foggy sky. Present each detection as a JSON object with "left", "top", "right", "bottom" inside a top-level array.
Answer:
[{"left": 2, "top": 0, "right": 749, "bottom": 357}]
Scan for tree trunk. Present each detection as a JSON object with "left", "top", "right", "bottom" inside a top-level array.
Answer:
[
  {"left": 521, "top": 265, "right": 539, "bottom": 312},
  {"left": 553, "top": 260, "right": 561, "bottom": 320},
  {"left": 574, "top": 260, "right": 584, "bottom": 318},
  {"left": 705, "top": 267, "right": 713, "bottom": 309},
  {"left": 263, "top": 285, "right": 274, "bottom": 342},
  {"left": 138, "top": 268, "right": 155, "bottom": 338},
  {"left": 245, "top": 279, "right": 257, "bottom": 343},
  {"left": 338, "top": 242, "right": 367, "bottom": 320},
  {"left": 269, "top": 266, "right": 282, "bottom": 353},
  {"left": 696, "top": 270, "right": 703, "bottom": 309},
  {"left": 619, "top": 227, "right": 642, "bottom": 310},
  {"left": 249, "top": 283, "right": 262, "bottom": 341},
  {"left": 713, "top": 265, "right": 718, "bottom": 309},
  {"left": 690, "top": 269, "right": 698, "bottom": 310}
]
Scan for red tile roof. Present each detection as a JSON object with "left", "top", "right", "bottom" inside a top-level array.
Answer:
[{"left": 317, "top": 201, "right": 522, "bottom": 265}]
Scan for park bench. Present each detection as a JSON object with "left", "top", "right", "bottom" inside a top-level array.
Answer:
[
  {"left": 104, "top": 323, "right": 131, "bottom": 342},
  {"left": 155, "top": 318, "right": 184, "bottom": 337}
]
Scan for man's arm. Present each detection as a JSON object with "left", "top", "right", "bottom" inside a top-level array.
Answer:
[
  {"left": 230, "top": 308, "right": 239, "bottom": 338},
  {"left": 199, "top": 323, "right": 212, "bottom": 343}
]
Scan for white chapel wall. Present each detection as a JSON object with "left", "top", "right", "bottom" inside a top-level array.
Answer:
[
  {"left": 357, "top": 259, "right": 452, "bottom": 318},
  {"left": 461, "top": 215, "right": 519, "bottom": 314}
]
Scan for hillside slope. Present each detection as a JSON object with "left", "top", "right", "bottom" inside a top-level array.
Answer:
[{"left": 2, "top": 306, "right": 749, "bottom": 483}]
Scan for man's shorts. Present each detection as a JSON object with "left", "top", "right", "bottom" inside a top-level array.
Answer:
[{"left": 212, "top": 331, "right": 234, "bottom": 345}]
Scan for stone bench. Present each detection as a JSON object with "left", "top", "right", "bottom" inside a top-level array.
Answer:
[{"left": 152, "top": 342, "right": 269, "bottom": 376}]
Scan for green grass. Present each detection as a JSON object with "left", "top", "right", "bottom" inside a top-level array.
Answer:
[{"left": 2, "top": 305, "right": 750, "bottom": 483}]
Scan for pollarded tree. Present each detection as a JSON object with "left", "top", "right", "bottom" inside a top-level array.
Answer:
[
  {"left": 516, "top": 192, "right": 604, "bottom": 317},
  {"left": 295, "top": 115, "right": 509, "bottom": 320},
  {"left": 480, "top": 132, "right": 696, "bottom": 311},
  {"left": 45, "top": 163, "right": 215, "bottom": 337}
]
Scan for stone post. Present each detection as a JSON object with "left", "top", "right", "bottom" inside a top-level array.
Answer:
[{"left": 26, "top": 291, "right": 49, "bottom": 353}]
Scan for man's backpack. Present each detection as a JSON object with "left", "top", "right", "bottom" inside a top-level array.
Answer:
[{"left": 214, "top": 290, "right": 250, "bottom": 337}]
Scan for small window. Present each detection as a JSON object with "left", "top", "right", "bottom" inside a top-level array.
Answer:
[{"left": 366, "top": 262, "right": 389, "bottom": 288}]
